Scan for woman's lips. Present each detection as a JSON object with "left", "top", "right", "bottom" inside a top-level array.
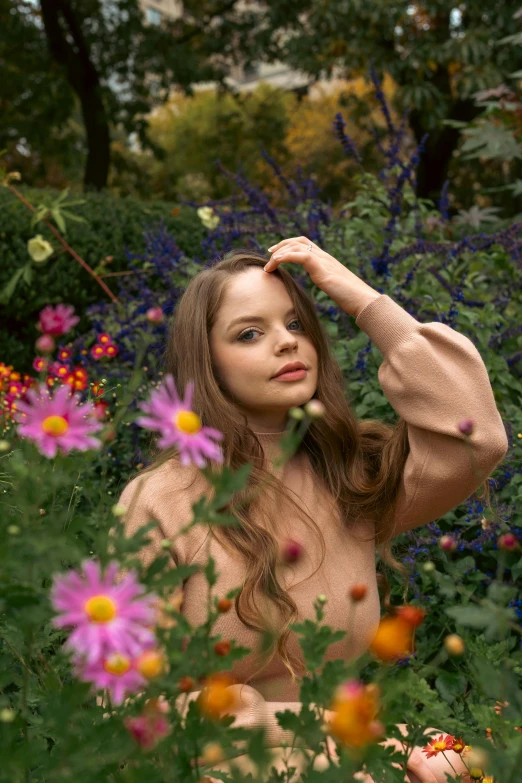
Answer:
[{"left": 271, "top": 369, "right": 307, "bottom": 381}]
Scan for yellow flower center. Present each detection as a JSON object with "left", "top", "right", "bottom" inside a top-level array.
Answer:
[
  {"left": 103, "top": 653, "right": 131, "bottom": 676},
  {"left": 84, "top": 595, "right": 117, "bottom": 623},
  {"left": 41, "top": 415, "right": 69, "bottom": 437},
  {"left": 174, "top": 410, "right": 202, "bottom": 435},
  {"left": 433, "top": 740, "right": 447, "bottom": 751}
]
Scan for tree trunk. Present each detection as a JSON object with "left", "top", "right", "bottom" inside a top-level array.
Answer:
[
  {"left": 40, "top": 0, "right": 110, "bottom": 190},
  {"left": 409, "top": 97, "right": 482, "bottom": 205}
]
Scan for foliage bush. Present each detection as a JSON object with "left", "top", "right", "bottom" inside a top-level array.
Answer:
[
  {"left": 0, "top": 70, "right": 521, "bottom": 783},
  {"left": 0, "top": 187, "right": 205, "bottom": 371}
]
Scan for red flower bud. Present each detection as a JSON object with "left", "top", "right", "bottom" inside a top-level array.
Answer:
[
  {"left": 146, "top": 307, "right": 164, "bottom": 324},
  {"left": 35, "top": 334, "right": 55, "bottom": 353},
  {"left": 214, "top": 640, "right": 231, "bottom": 656},
  {"left": 458, "top": 418, "right": 474, "bottom": 436},
  {"left": 349, "top": 584, "right": 368, "bottom": 602},
  {"left": 498, "top": 533, "right": 519, "bottom": 551},
  {"left": 439, "top": 534, "right": 457, "bottom": 552},
  {"left": 396, "top": 605, "right": 426, "bottom": 628},
  {"left": 217, "top": 597, "right": 232, "bottom": 613},
  {"left": 178, "top": 675, "right": 195, "bottom": 692},
  {"left": 280, "top": 538, "right": 303, "bottom": 564}
]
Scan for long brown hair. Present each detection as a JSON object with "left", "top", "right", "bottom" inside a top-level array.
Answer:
[{"left": 132, "top": 248, "right": 493, "bottom": 683}]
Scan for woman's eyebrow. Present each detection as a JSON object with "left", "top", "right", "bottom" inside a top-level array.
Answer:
[{"left": 227, "top": 307, "right": 296, "bottom": 332}]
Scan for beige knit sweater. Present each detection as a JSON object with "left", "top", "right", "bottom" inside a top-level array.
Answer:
[{"left": 117, "top": 293, "right": 508, "bottom": 750}]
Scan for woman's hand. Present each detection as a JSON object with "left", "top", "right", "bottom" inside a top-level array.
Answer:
[
  {"left": 380, "top": 734, "right": 438, "bottom": 783},
  {"left": 265, "top": 235, "right": 380, "bottom": 318}
]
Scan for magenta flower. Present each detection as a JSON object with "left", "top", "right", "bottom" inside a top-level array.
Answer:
[
  {"left": 74, "top": 652, "right": 147, "bottom": 706},
  {"left": 136, "top": 376, "right": 224, "bottom": 468},
  {"left": 37, "top": 304, "right": 80, "bottom": 336},
  {"left": 125, "top": 710, "right": 171, "bottom": 749},
  {"left": 50, "top": 559, "right": 158, "bottom": 666},
  {"left": 13, "top": 383, "right": 103, "bottom": 458}
]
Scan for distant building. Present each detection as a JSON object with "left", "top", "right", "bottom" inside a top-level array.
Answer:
[{"left": 137, "top": 0, "right": 346, "bottom": 100}]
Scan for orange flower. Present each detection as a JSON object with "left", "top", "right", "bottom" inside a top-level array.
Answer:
[
  {"left": 422, "top": 734, "right": 455, "bottom": 758},
  {"left": 197, "top": 673, "right": 237, "bottom": 720},
  {"left": 327, "top": 680, "right": 383, "bottom": 748},
  {"left": 369, "top": 616, "right": 414, "bottom": 662},
  {"left": 451, "top": 736, "right": 466, "bottom": 753}
]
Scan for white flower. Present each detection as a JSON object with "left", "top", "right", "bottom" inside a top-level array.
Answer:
[
  {"left": 28, "top": 235, "right": 54, "bottom": 263},
  {"left": 197, "top": 206, "right": 220, "bottom": 230}
]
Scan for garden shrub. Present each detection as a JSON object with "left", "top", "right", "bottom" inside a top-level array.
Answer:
[{"left": 0, "top": 186, "right": 205, "bottom": 370}]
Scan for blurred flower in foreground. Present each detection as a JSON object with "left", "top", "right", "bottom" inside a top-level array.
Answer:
[
  {"left": 50, "top": 559, "right": 158, "bottom": 665},
  {"left": 125, "top": 698, "right": 171, "bottom": 749},
  {"left": 137, "top": 376, "right": 224, "bottom": 467},
  {"left": 279, "top": 538, "right": 304, "bottom": 564},
  {"left": 75, "top": 652, "right": 147, "bottom": 705},
  {"left": 28, "top": 235, "right": 54, "bottom": 263},
  {"left": 369, "top": 615, "right": 418, "bottom": 662},
  {"left": 327, "top": 679, "right": 383, "bottom": 747},
  {"left": 37, "top": 304, "right": 80, "bottom": 336},
  {"left": 197, "top": 673, "right": 238, "bottom": 720},
  {"left": 13, "top": 383, "right": 102, "bottom": 458}
]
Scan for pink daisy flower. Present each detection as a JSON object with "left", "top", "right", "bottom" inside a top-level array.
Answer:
[
  {"left": 37, "top": 304, "right": 80, "bottom": 337},
  {"left": 136, "top": 376, "right": 224, "bottom": 468},
  {"left": 74, "top": 651, "right": 147, "bottom": 706},
  {"left": 13, "top": 383, "right": 103, "bottom": 458},
  {"left": 50, "top": 559, "right": 158, "bottom": 666}
]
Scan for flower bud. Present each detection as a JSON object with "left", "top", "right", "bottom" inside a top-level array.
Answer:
[
  {"left": 146, "top": 307, "right": 164, "bottom": 324},
  {"left": 134, "top": 649, "right": 167, "bottom": 679},
  {"left": 0, "top": 440, "right": 11, "bottom": 452},
  {"left": 280, "top": 538, "right": 304, "bottom": 564},
  {"left": 35, "top": 334, "right": 55, "bottom": 353},
  {"left": 217, "top": 597, "right": 232, "bottom": 612},
  {"left": 0, "top": 708, "right": 15, "bottom": 722},
  {"left": 439, "top": 534, "right": 457, "bottom": 552},
  {"left": 201, "top": 742, "right": 225, "bottom": 765},
  {"left": 423, "top": 561, "right": 435, "bottom": 573},
  {"left": 304, "top": 399, "right": 325, "bottom": 419},
  {"left": 178, "top": 675, "right": 195, "bottom": 692},
  {"left": 497, "top": 532, "right": 519, "bottom": 551},
  {"left": 289, "top": 406, "right": 305, "bottom": 420},
  {"left": 214, "top": 640, "right": 231, "bottom": 656},
  {"left": 349, "top": 584, "right": 368, "bottom": 602},
  {"left": 111, "top": 503, "right": 127, "bottom": 517},
  {"left": 395, "top": 605, "right": 426, "bottom": 628},
  {"left": 444, "top": 634, "right": 465, "bottom": 656},
  {"left": 7, "top": 525, "right": 20, "bottom": 535},
  {"left": 458, "top": 418, "right": 474, "bottom": 436}
]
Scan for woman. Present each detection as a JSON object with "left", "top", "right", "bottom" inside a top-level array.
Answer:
[{"left": 118, "top": 238, "right": 508, "bottom": 782}]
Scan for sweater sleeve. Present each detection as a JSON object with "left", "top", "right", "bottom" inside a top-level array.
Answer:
[
  {"left": 174, "top": 684, "right": 333, "bottom": 748},
  {"left": 354, "top": 294, "right": 509, "bottom": 538}
]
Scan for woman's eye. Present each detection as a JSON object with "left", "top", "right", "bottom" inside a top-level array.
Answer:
[{"left": 237, "top": 320, "right": 302, "bottom": 342}]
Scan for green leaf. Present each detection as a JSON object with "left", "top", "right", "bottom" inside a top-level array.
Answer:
[
  {"left": 435, "top": 672, "right": 468, "bottom": 704},
  {"left": 51, "top": 208, "right": 66, "bottom": 234},
  {"left": 445, "top": 605, "right": 492, "bottom": 628},
  {"left": 0, "top": 265, "right": 26, "bottom": 304}
]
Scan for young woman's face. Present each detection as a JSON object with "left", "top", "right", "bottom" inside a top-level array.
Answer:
[{"left": 209, "top": 268, "right": 319, "bottom": 433}]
